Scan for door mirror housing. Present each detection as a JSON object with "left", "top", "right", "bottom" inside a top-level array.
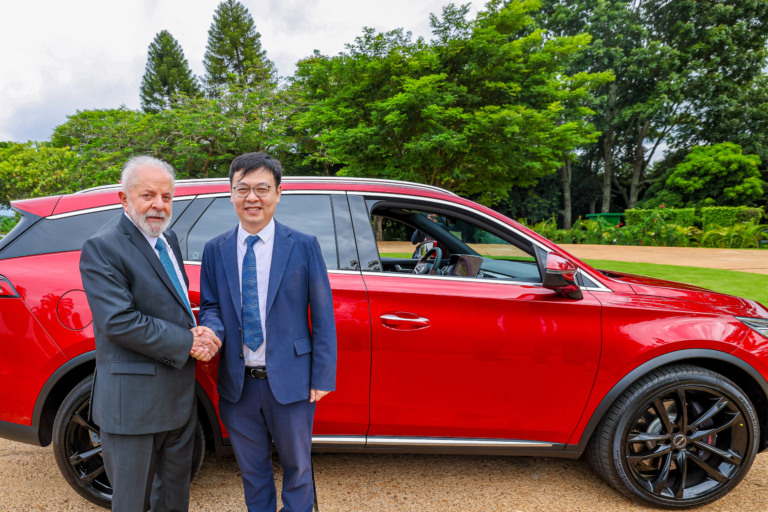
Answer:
[{"left": 543, "top": 253, "right": 583, "bottom": 300}]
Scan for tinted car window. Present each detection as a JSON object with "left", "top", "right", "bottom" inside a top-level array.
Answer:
[
  {"left": 0, "top": 200, "right": 193, "bottom": 260},
  {"left": 186, "top": 194, "right": 340, "bottom": 269},
  {"left": 0, "top": 208, "right": 123, "bottom": 259}
]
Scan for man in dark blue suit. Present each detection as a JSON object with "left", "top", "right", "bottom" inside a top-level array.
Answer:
[{"left": 199, "top": 152, "right": 336, "bottom": 512}]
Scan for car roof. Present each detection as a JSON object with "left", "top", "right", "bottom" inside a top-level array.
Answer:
[{"left": 12, "top": 177, "right": 460, "bottom": 218}]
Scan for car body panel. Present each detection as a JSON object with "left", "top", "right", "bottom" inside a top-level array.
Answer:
[{"left": 2, "top": 177, "right": 768, "bottom": 465}]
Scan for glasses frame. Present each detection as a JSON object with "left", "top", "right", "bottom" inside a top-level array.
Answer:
[{"left": 232, "top": 185, "right": 273, "bottom": 198}]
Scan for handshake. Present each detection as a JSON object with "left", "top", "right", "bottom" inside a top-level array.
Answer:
[{"left": 189, "top": 326, "right": 222, "bottom": 362}]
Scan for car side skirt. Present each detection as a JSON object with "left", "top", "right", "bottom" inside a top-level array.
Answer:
[
  {"left": 311, "top": 435, "right": 578, "bottom": 458},
  {"left": 0, "top": 420, "right": 39, "bottom": 445}
]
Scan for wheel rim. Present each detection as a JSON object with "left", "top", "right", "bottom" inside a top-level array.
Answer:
[
  {"left": 64, "top": 398, "right": 112, "bottom": 500},
  {"left": 624, "top": 385, "right": 751, "bottom": 502}
]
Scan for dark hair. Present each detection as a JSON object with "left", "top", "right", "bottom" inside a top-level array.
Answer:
[{"left": 229, "top": 152, "right": 282, "bottom": 186}]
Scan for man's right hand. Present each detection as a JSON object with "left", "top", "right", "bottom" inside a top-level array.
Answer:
[{"left": 190, "top": 326, "right": 221, "bottom": 362}]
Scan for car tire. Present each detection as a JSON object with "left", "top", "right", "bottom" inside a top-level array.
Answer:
[
  {"left": 587, "top": 364, "right": 759, "bottom": 509},
  {"left": 52, "top": 375, "right": 206, "bottom": 509}
]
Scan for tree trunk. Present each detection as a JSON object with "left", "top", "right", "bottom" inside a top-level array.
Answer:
[
  {"left": 374, "top": 216, "right": 383, "bottom": 241},
  {"left": 601, "top": 126, "right": 614, "bottom": 213},
  {"left": 628, "top": 119, "right": 650, "bottom": 208},
  {"left": 601, "top": 84, "right": 617, "bottom": 213},
  {"left": 561, "top": 155, "right": 573, "bottom": 229}
]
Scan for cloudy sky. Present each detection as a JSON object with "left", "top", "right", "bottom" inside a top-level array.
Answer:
[{"left": 0, "top": 0, "right": 475, "bottom": 143}]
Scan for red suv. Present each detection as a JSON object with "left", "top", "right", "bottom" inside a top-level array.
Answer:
[{"left": 2, "top": 177, "right": 768, "bottom": 509}]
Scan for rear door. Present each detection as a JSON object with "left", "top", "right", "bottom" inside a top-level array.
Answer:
[{"left": 180, "top": 191, "right": 372, "bottom": 438}]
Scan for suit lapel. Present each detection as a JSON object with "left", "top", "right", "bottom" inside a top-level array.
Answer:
[
  {"left": 118, "top": 214, "right": 187, "bottom": 311},
  {"left": 219, "top": 226, "right": 243, "bottom": 322},
  {"left": 266, "top": 221, "right": 294, "bottom": 316}
]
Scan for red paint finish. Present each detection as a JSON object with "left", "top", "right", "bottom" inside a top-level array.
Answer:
[{"left": 364, "top": 274, "right": 601, "bottom": 443}]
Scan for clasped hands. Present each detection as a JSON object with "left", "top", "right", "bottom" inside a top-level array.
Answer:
[{"left": 190, "top": 326, "right": 221, "bottom": 362}]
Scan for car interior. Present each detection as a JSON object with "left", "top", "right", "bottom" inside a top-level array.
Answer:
[{"left": 370, "top": 204, "right": 543, "bottom": 283}]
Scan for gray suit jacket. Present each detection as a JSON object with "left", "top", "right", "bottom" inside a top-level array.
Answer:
[{"left": 79, "top": 214, "right": 196, "bottom": 435}]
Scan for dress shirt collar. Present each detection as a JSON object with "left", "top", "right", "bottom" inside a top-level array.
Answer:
[{"left": 237, "top": 218, "right": 275, "bottom": 247}]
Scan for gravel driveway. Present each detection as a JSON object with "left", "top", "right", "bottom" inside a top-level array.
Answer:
[
  {"left": 4, "top": 245, "right": 768, "bottom": 511},
  {"left": 2, "top": 437, "right": 768, "bottom": 511}
]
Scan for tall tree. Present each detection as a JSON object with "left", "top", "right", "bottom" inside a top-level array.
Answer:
[
  {"left": 203, "top": 0, "right": 276, "bottom": 95},
  {"left": 538, "top": 0, "right": 768, "bottom": 212},
  {"left": 140, "top": 30, "right": 201, "bottom": 113}
]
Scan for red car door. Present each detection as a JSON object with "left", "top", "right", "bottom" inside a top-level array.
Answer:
[{"left": 365, "top": 274, "right": 601, "bottom": 444}]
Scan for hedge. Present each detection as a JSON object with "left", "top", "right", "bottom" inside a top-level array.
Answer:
[
  {"left": 701, "top": 206, "right": 764, "bottom": 230},
  {"left": 624, "top": 207, "right": 697, "bottom": 227}
]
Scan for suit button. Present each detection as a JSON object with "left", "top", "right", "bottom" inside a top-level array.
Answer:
[{"left": 239, "top": 353, "right": 244, "bottom": 359}]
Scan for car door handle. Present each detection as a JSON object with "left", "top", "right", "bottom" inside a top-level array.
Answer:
[{"left": 380, "top": 313, "right": 431, "bottom": 329}]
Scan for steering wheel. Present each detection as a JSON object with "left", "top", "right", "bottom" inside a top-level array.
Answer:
[{"left": 412, "top": 246, "right": 443, "bottom": 275}]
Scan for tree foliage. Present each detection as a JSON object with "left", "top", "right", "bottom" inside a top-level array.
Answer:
[
  {"left": 538, "top": 0, "right": 768, "bottom": 212},
  {"left": 0, "top": 142, "right": 81, "bottom": 205},
  {"left": 203, "top": 0, "right": 276, "bottom": 96},
  {"left": 140, "top": 30, "right": 202, "bottom": 113},
  {"left": 292, "top": 0, "right": 611, "bottom": 205},
  {"left": 662, "top": 143, "right": 763, "bottom": 208}
]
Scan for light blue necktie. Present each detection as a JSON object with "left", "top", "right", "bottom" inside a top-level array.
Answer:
[
  {"left": 242, "top": 235, "right": 264, "bottom": 352},
  {"left": 155, "top": 238, "right": 195, "bottom": 323}
]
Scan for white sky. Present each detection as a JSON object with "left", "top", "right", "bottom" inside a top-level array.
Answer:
[{"left": 0, "top": 0, "right": 475, "bottom": 142}]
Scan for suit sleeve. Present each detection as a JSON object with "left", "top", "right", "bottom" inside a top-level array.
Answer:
[
  {"left": 199, "top": 241, "right": 226, "bottom": 346},
  {"left": 308, "top": 237, "right": 337, "bottom": 391},
  {"left": 80, "top": 235, "right": 193, "bottom": 369}
]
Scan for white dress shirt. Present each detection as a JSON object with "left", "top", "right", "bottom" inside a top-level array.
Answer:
[{"left": 237, "top": 219, "right": 275, "bottom": 366}]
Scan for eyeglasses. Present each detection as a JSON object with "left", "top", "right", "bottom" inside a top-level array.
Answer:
[{"left": 232, "top": 185, "right": 273, "bottom": 198}]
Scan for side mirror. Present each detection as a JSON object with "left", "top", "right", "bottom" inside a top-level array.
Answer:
[{"left": 543, "top": 253, "right": 583, "bottom": 300}]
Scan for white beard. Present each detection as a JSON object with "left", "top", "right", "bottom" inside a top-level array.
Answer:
[{"left": 127, "top": 199, "right": 171, "bottom": 238}]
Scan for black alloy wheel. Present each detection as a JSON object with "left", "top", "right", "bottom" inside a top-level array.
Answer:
[
  {"left": 52, "top": 375, "right": 206, "bottom": 509},
  {"left": 588, "top": 365, "right": 759, "bottom": 509}
]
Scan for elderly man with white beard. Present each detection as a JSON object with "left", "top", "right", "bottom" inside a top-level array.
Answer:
[{"left": 79, "top": 155, "right": 220, "bottom": 512}]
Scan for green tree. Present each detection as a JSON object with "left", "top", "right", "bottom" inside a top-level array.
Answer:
[
  {"left": 203, "top": 0, "right": 276, "bottom": 96},
  {"left": 0, "top": 142, "right": 81, "bottom": 205},
  {"left": 663, "top": 143, "right": 764, "bottom": 208},
  {"left": 293, "top": 0, "right": 610, "bottom": 205},
  {"left": 140, "top": 30, "right": 202, "bottom": 113},
  {"left": 538, "top": 0, "right": 768, "bottom": 212}
]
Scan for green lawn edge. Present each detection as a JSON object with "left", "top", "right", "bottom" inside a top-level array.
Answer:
[{"left": 584, "top": 259, "right": 768, "bottom": 306}]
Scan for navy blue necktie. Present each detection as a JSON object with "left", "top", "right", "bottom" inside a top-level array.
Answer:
[
  {"left": 155, "top": 238, "right": 195, "bottom": 323},
  {"left": 242, "top": 235, "right": 264, "bottom": 352}
]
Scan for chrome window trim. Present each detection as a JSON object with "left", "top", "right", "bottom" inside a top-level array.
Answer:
[
  {"left": 77, "top": 176, "right": 457, "bottom": 197},
  {"left": 354, "top": 191, "right": 549, "bottom": 252},
  {"left": 46, "top": 196, "right": 196, "bottom": 220},
  {"left": 193, "top": 189, "right": 347, "bottom": 200},
  {"left": 357, "top": 191, "right": 613, "bottom": 293}
]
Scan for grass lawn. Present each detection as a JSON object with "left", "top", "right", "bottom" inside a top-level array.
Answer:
[{"left": 585, "top": 259, "right": 768, "bottom": 307}]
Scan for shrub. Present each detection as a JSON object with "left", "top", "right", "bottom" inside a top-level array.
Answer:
[
  {"left": 701, "top": 206, "right": 764, "bottom": 230},
  {"left": 624, "top": 207, "right": 698, "bottom": 227}
]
